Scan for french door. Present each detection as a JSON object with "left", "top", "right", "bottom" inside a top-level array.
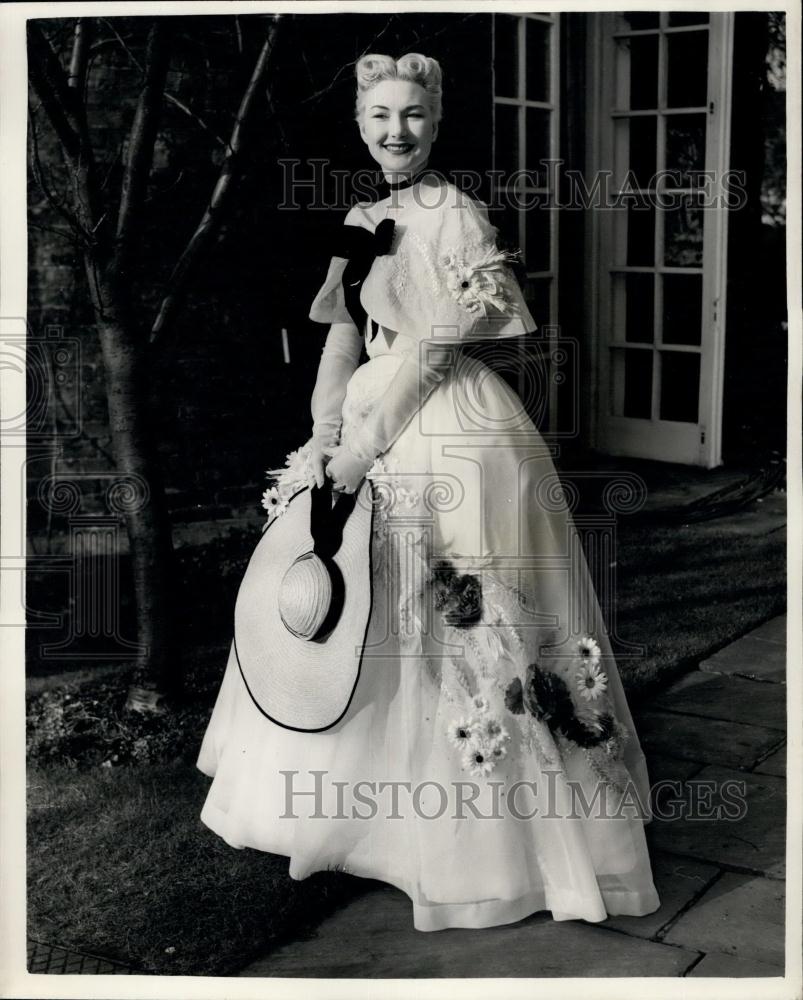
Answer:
[
  {"left": 589, "top": 12, "right": 734, "bottom": 467},
  {"left": 492, "top": 12, "right": 561, "bottom": 434}
]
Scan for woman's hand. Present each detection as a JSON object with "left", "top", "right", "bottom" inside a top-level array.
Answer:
[
  {"left": 325, "top": 444, "right": 374, "bottom": 494},
  {"left": 310, "top": 428, "right": 338, "bottom": 489}
]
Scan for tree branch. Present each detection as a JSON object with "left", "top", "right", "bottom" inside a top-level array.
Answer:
[
  {"left": 68, "top": 18, "right": 92, "bottom": 95},
  {"left": 28, "top": 22, "right": 83, "bottom": 159},
  {"left": 115, "top": 19, "right": 172, "bottom": 266},
  {"left": 149, "top": 18, "right": 279, "bottom": 347},
  {"left": 29, "top": 20, "right": 101, "bottom": 239},
  {"left": 28, "top": 106, "right": 93, "bottom": 246},
  {"left": 164, "top": 93, "right": 227, "bottom": 147},
  {"left": 99, "top": 18, "right": 143, "bottom": 72},
  {"left": 299, "top": 16, "right": 399, "bottom": 108},
  {"left": 96, "top": 22, "right": 228, "bottom": 148}
]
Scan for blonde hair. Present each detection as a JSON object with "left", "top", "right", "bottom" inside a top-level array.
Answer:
[{"left": 354, "top": 53, "right": 443, "bottom": 123}]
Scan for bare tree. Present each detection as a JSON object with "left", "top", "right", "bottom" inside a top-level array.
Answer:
[{"left": 28, "top": 15, "right": 280, "bottom": 711}]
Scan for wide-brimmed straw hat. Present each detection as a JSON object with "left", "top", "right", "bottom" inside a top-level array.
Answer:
[{"left": 234, "top": 479, "right": 373, "bottom": 732}]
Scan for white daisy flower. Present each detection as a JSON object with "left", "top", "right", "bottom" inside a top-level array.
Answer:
[
  {"left": 261, "top": 486, "right": 288, "bottom": 519},
  {"left": 490, "top": 738, "right": 508, "bottom": 761},
  {"left": 576, "top": 662, "right": 609, "bottom": 702},
  {"left": 446, "top": 718, "right": 475, "bottom": 749},
  {"left": 462, "top": 743, "right": 495, "bottom": 777},
  {"left": 577, "top": 635, "right": 602, "bottom": 666},
  {"left": 261, "top": 486, "right": 281, "bottom": 510}
]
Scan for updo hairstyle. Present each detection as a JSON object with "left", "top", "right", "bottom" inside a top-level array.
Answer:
[{"left": 354, "top": 53, "right": 443, "bottom": 123}]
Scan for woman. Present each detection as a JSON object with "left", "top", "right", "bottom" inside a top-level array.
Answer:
[{"left": 198, "top": 52, "right": 660, "bottom": 931}]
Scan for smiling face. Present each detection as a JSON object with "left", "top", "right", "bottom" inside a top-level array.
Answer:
[{"left": 358, "top": 79, "right": 438, "bottom": 180}]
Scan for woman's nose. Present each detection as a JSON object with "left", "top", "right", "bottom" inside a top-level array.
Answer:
[{"left": 388, "top": 115, "right": 406, "bottom": 137}]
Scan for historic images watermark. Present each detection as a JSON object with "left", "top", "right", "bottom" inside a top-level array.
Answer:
[
  {"left": 279, "top": 769, "right": 749, "bottom": 823},
  {"left": 277, "top": 159, "right": 749, "bottom": 212},
  {"left": 16, "top": 313, "right": 648, "bottom": 667},
  {"left": 7, "top": 316, "right": 148, "bottom": 659},
  {"left": 341, "top": 335, "right": 649, "bottom": 665}
]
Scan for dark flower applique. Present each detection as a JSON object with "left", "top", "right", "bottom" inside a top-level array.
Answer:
[
  {"left": 504, "top": 677, "right": 524, "bottom": 715},
  {"left": 505, "top": 662, "right": 615, "bottom": 750},
  {"left": 432, "top": 564, "right": 482, "bottom": 629}
]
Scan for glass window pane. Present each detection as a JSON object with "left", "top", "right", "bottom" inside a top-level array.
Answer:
[
  {"left": 526, "top": 107, "right": 550, "bottom": 172},
  {"left": 623, "top": 35, "right": 659, "bottom": 110},
  {"left": 667, "top": 31, "right": 709, "bottom": 108},
  {"left": 660, "top": 352, "right": 700, "bottom": 422},
  {"left": 494, "top": 16, "right": 519, "bottom": 98},
  {"left": 622, "top": 13, "right": 659, "bottom": 30},
  {"left": 526, "top": 19, "right": 551, "bottom": 102},
  {"left": 629, "top": 116, "right": 657, "bottom": 188},
  {"left": 625, "top": 274, "right": 654, "bottom": 342},
  {"left": 662, "top": 274, "right": 703, "bottom": 345},
  {"left": 525, "top": 207, "right": 550, "bottom": 272},
  {"left": 494, "top": 103, "right": 519, "bottom": 177},
  {"left": 668, "top": 12, "right": 709, "bottom": 26},
  {"left": 627, "top": 204, "right": 655, "bottom": 266},
  {"left": 664, "top": 196, "right": 704, "bottom": 267},
  {"left": 666, "top": 114, "right": 707, "bottom": 187},
  {"left": 621, "top": 349, "right": 653, "bottom": 418}
]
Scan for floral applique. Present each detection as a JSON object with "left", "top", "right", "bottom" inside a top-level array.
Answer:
[
  {"left": 576, "top": 661, "right": 609, "bottom": 702},
  {"left": 366, "top": 454, "right": 424, "bottom": 526},
  {"left": 441, "top": 245, "right": 521, "bottom": 317},
  {"left": 572, "top": 635, "right": 609, "bottom": 702},
  {"left": 432, "top": 563, "right": 482, "bottom": 629},
  {"left": 503, "top": 635, "right": 629, "bottom": 785},
  {"left": 446, "top": 695, "right": 511, "bottom": 777}
]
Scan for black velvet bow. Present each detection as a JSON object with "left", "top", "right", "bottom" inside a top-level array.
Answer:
[{"left": 332, "top": 218, "right": 395, "bottom": 341}]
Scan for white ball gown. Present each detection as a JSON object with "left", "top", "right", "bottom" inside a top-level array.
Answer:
[{"left": 197, "top": 177, "right": 661, "bottom": 932}]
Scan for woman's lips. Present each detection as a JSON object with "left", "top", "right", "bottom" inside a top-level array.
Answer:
[{"left": 382, "top": 143, "right": 414, "bottom": 155}]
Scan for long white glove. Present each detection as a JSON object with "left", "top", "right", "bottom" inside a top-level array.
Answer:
[
  {"left": 309, "top": 322, "right": 363, "bottom": 487},
  {"left": 325, "top": 340, "right": 449, "bottom": 493}
]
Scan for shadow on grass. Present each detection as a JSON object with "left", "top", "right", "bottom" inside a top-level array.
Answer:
[{"left": 27, "top": 763, "right": 362, "bottom": 976}]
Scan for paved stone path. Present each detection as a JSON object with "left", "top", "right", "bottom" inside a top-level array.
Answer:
[
  {"left": 240, "top": 614, "right": 787, "bottom": 979},
  {"left": 27, "top": 939, "right": 136, "bottom": 975}
]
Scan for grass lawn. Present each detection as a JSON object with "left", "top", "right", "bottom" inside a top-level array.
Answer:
[
  {"left": 27, "top": 763, "right": 358, "bottom": 976},
  {"left": 614, "top": 496, "right": 786, "bottom": 698}
]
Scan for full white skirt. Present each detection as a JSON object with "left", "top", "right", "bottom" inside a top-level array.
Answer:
[{"left": 198, "top": 349, "right": 661, "bottom": 931}]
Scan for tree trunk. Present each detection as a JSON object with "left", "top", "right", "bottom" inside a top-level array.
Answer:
[
  {"left": 85, "top": 256, "right": 179, "bottom": 709},
  {"left": 29, "top": 18, "right": 277, "bottom": 710}
]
